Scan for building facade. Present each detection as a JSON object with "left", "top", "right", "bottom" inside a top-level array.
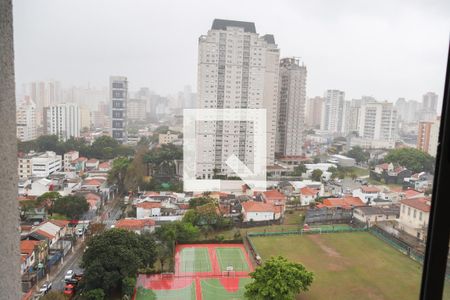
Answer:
[
  {"left": 306, "top": 96, "right": 323, "bottom": 128},
  {"left": 16, "top": 96, "right": 37, "bottom": 142},
  {"left": 44, "top": 103, "right": 81, "bottom": 141},
  {"left": 321, "top": 90, "right": 345, "bottom": 134},
  {"left": 417, "top": 117, "right": 440, "bottom": 157},
  {"left": 357, "top": 101, "right": 397, "bottom": 141},
  {"left": 110, "top": 76, "right": 128, "bottom": 143},
  {"left": 196, "top": 19, "right": 280, "bottom": 179},
  {"left": 276, "top": 57, "right": 307, "bottom": 156},
  {"left": 127, "top": 98, "right": 147, "bottom": 121},
  {"left": 18, "top": 151, "right": 62, "bottom": 178}
]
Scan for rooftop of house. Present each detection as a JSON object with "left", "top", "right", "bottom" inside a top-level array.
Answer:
[
  {"left": 115, "top": 218, "right": 155, "bottom": 230},
  {"left": 355, "top": 205, "right": 400, "bottom": 216},
  {"left": 261, "top": 190, "right": 286, "bottom": 201},
  {"left": 322, "top": 197, "right": 365, "bottom": 209},
  {"left": 300, "top": 187, "right": 317, "bottom": 196},
  {"left": 241, "top": 201, "right": 275, "bottom": 213},
  {"left": 82, "top": 178, "right": 105, "bottom": 186},
  {"left": 403, "top": 189, "right": 423, "bottom": 198},
  {"left": 86, "top": 158, "right": 99, "bottom": 164},
  {"left": 401, "top": 197, "right": 431, "bottom": 212},
  {"left": 135, "top": 201, "right": 162, "bottom": 209},
  {"left": 20, "top": 240, "right": 40, "bottom": 255},
  {"left": 361, "top": 186, "right": 380, "bottom": 193}
]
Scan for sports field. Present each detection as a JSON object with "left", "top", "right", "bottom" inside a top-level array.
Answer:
[
  {"left": 134, "top": 244, "right": 253, "bottom": 300},
  {"left": 251, "top": 232, "right": 424, "bottom": 300}
]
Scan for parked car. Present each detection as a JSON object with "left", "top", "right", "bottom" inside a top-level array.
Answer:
[
  {"left": 64, "top": 269, "right": 74, "bottom": 281},
  {"left": 39, "top": 282, "right": 52, "bottom": 294}
]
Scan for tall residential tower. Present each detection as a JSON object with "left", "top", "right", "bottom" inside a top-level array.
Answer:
[
  {"left": 110, "top": 76, "right": 128, "bottom": 143},
  {"left": 276, "top": 57, "right": 307, "bottom": 156},
  {"left": 196, "top": 19, "right": 280, "bottom": 179}
]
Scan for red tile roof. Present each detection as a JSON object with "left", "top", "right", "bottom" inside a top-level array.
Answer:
[
  {"left": 377, "top": 163, "right": 390, "bottom": 170},
  {"left": 262, "top": 190, "right": 286, "bottom": 201},
  {"left": 401, "top": 198, "right": 431, "bottom": 212},
  {"left": 242, "top": 201, "right": 275, "bottom": 213},
  {"left": 84, "top": 192, "right": 101, "bottom": 201},
  {"left": 143, "top": 191, "right": 160, "bottom": 197},
  {"left": 135, "top": 202, "right": 162, "bottom": 209},
  {"left": 361, "top": 186, "right": 380, "bottom": 193},
  {"left": 323, "top": 197, "right": 365, "bottom": 209},
  {"left": 115, "top": 218, "right": 155, "bottom": 230},
  {"left": 20, "top": 240, "right": 40, "bottom": 255},
  {"left": 82, "top": 178, "right": 105, "bottom": 186},
  {"left": 403, "top": 189, "right": 423, "bottom": 198},
  {"left": 49, "top": 220, "right": 70, "bottom": 227},
  {"left": 178, "top": 203, "right": 189, "bottom": 210},
  {"left": 98, "top": 161, "right": 111, "bottom": 169},
  {"left": 300, "top": 187, "right": 317, "bottom": 196},
  {"left": 86, "top": 158, "right": 99, "bottom": 164}
]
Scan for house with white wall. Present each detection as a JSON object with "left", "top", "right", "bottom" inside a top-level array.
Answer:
[
  {"left": 241, "top": 201, "right": 276, "bottom": 222},
  {"left": 135, "top": 201, "right": 162, "bottom": 219},
  {"left": 397, "top": 197, "right": 431, "bottom": 240},
  {"left": 352, "top": 186, "right": 380, "bottom": 204}
]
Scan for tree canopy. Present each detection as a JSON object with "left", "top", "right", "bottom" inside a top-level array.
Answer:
[
  {"left": 108, "top": 157, "right": 132, "bottom": 194},
  {"left": 311, "top": 169, "right": 323, "bottom": 181},
  {"left": 384, "top": 148, "right": 435, "bottom": 173},
  {"left": 52, "top": 195, "right": 89, "bottom": 220},
  {"left": 81, "top": 229, "right": 156, "bottom": 295},
  {"left": 346, "top": 146, "right": 370, "bottom": 163},
  {"left": 245, "top": 256, "right": 314, "bottom": 300},
  {"left": 292, "top": 164, "right": 307, "bottom": 176}
]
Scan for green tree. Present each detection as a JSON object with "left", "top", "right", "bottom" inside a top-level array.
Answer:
[
  {"left": 80, "top": 288, "right": 105, "bottom": 300},
  {"left": 155, "top": 221, "right": 199, "bottom": 244},
  {"left": 292, "top": 164, "right": 307, "bottom": 176},
  {"left": 346, "top": 146, "right": 370, "bottom": 163},
  {"left": 313, "top": 157, "right": 320, "bottom": 164},
  {"left": 311, "top": 169, "right": 323, "bottom": 181},
  {"left": 52, "top": 195, "right": 89, "bottom": 219},
  {"left": 108, "top": 157, "right": 131, "bottom": 194},
  {"left": 245, "top": 256, "right": 314, "bottom": 300},
  {"left": 328, "top": 167, "right": 338, "bottom": 179},
  {"left": 384, "top": 148, "right": 435, "bottom": 173},
  {"left": 82, "top": 229, "right": 156, "bottom": 295},
  {"left": 40, "top": 291, "right": 67, "bottom": 300},
  {"left": 188, "top": 196, "right": 214, "bottom": 209},
  {"left": 122, "top": 277, "right": 136, "bottom": 297}
]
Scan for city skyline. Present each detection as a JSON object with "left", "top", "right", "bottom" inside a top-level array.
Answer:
[{"left": 13, "top": 0, "right": 450, "bottom": 103}]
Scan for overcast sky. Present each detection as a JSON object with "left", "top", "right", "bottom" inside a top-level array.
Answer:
[{"left": 13, "top": 0, "right": 450, "bottom": 102}]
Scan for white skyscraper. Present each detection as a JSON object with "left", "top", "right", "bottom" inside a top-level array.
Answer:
[
  {"left": 44, "top": 103, "right": 80, "bottom": 141},
  {"left": 110, "top": 76, "right": 128, "bottom": 143},
  {"left": 321, "top": 90, "right": 346, "bottom": 134},
  {"left": 16, "top": 96, "right": 37, "bottom": 142},
  {"left": 357, "top": 101, "right": 397, "bottom": 141},
  {"left": 196, "top": 19, "right": 280, "bottom": 179},
  {"left": 276, "top": 57, "right": 307, "bottom": 156},
  {"left": 24, "top": 80, "right": 62, "bottom": 126}
]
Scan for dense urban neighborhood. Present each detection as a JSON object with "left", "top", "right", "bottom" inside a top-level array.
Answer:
[{"left": 8, "top": 10, "right": 449, "bottom": 300}]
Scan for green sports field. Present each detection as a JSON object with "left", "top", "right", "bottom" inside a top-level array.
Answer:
[
  {"left": 179, "top": 247, "right": 212, "bottom": 273},
  {"left": 251, "top": 232, "right": 425, "bottom": 300},
  {"left": 201, "top": 278, "right": 252, "bottom": 300},
  {"left": 216, "top": 247, "right": 250, "bottom": 272},
  {"left": 135, "top": 283, "right": 196, "bottom": 300}
]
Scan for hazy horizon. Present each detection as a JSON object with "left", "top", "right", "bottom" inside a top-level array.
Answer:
[{"left": 13, "top": 0, "right": 450, "bottom": 103}]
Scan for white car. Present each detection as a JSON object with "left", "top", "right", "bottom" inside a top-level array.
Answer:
[
  {"left": 64, "top": 269, "right": 74, "bottom": 281},
  {"left": 39, "top": 282, "right": 52, "bottom": 294}
]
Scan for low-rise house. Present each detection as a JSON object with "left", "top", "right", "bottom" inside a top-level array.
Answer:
[
  {"left": 327, "top": 154, "right": 356, "bottom": 167},
  {"left": 20, "top": 240, "right": 39, "bottom": 274},
  {"left": 69, "top": 156, "right": 87, "bottom": 172},
  {"left": 135, "top": 201, "right": 162, "bottom": 219},
  {"left": 352, "top": 186, "right": 381, "bottom": 204},
  {"left": 115, "top": 218, "right": 156, "bottom": 234},
  {"left": 98, "top": 161, "right": 111, "bottom": 172},
  {"left": 319, "top": 196, "right": 365, "bottom": 209},
  {"left": 353, "top": 205, "right": 400, "bottom": 226},
  {"left": 397, "top": 197, "right": 431, "bottom": 240},
  {"left": 400, "top": 189, "right": 425, "bottom": 200},
  {"left": 64, "top": 151, "right": 79, "bottom": 172},
  {"left": 81, "top": 177, "right": 107, "bottom": 192},
  {"left": 403, "top": 172, "right": 433, "bottom": 191},
  {"left": 370, "top": 163, "right": 412, "bottom": 184},
  {"left": 241, "top": 201, "right": 276, "bottom": 222},
  {"left": 86, "top": 158, "right": 100, "bottom": 170},
  {"left": 300, "top": 187, "right": 318, "bottom": 205}
]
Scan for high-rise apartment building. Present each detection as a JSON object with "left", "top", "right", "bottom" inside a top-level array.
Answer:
[
  {"left": 24, "top": 80, "right": 62, "bottom": 126},
  {"left": 128, "top": 98, "right": 147, "bottom": 121},
  {"left": 417, "top": 117, "right": 440, "bottom": 157},
  {"left": 16, "top": 96, "right": 37, "bottom": 142},
  {"left": 110, "top": 76, "right": 128, "bottom": 143},
  {"left": 276, "top": 57, "right": 307, "bottom": 156},
  {"left": 44, "top": 103, "right": 81, "bottom": 141},
  {"left": 357, "top": 101, "right": 397, "bottom": 141},
  {"left": 196, "top": 19, "right": 280, "bottom": 179},
  {"left": 422, "top": 92, "right": 438, "bottom": 113},
  {"left": 321, "top": 90, "right": 346, "bottom": 134},
  {"left": 306, "top": 96, "right": 323, "bottom": 128}
]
